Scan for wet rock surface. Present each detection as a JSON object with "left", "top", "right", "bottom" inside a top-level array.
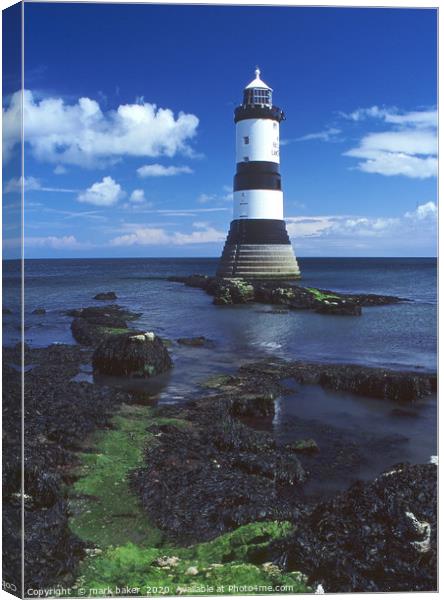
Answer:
[
  {"left": 177, "top": 336, "right": 212, "bottom": 347},
  {"left": 92, "top": 331, "right": 172, "bottom": 377},
  {"left": 268, "top": 463, "right": 437, "bottom": 592},
  {"left": 131, "top": 385, "right": 306, "bottom": 544},
  {"left": 168, "top": 274, "right": 407, "bottom": 315},
  {"left": 32, "top": 307, "right": 46, "bottom": 315},
  {"left": 2, "top": 343, "right": 131, "bottom": 590},
  {"left": 240, "top": 359, "right": 436, "bottom": 403},
  {"left": 66, "top": 305, "right": 141, "bottom": 346}
]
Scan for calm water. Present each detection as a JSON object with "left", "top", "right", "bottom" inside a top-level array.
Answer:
[{"left": 3, "top": 257, "right": 437, "bottom": 490}]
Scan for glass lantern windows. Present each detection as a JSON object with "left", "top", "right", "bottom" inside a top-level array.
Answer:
[{"left": 243, "top": 87, "right": 272, "bottom": 107}]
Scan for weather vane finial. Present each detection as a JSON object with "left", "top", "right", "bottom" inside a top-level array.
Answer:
[{"left": 255, "top": 66, "right": 261, "bottom": 79}]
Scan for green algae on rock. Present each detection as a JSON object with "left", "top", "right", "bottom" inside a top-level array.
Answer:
[{"left": 74, "top": 523, "right": 312, "bottom": 596}]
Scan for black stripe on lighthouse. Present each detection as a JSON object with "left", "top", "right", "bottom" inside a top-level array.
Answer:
[{"left": 234, "top": 161, "right": 281, "bottom": 191}]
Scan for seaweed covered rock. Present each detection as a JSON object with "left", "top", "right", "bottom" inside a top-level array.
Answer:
[
  {"left": 92, "top": 331, "right": 172, "bottom": 377},
  {"left": 67, "top": 305, "right": 141, "bottom": 346},
  {"left": 268, "top": 463, "right": 437, "bottom": 592},
  {"left": 212, "top": 278, "right": 255, "bottom": 305},
  {"left": 131, "top": 390, "right": 305, "bottom": 543}
]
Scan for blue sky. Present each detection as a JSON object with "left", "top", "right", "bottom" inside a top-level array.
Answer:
[{"left": 3, "top": 2, "right": 438, "bottom": 258}]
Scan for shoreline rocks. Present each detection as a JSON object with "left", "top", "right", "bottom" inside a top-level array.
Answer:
[
  {"left": 66, "top": 305, "right": 141, "bottom": 346},
  {"left": 92, "top": 331, "right": 173, "bottom": 377},
  {"left": 168, "top": 274, "right": 407, "bottom": 316}
]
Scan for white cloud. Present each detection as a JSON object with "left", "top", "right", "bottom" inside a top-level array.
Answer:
[
  {"left": 293, "top": 127, "right": 341, "bottom": 143},
  {"left": 4, "top": 175, "right": 76, "bottom": 193},
  {"left": 3, "top": 90, "right": 199, "bottom": 167},
  {"left": 129, "top": 189, "right": 146, "bottom": 203},
  {"left": 137, "top": 164, "right": 193, "bottom": 177},
  {"left": 110, "top": 224, "right": 225, "bottom": 246},
  {"left": 54, "top": 165, "right": 67, "bottom": 175},
  {"left": 78, "top": 176, "right": 124, "bottom": 206},
  {"left": 287, "top": 202, "right": 437, "bottom": 242},
  {"left": 25, "top": 235, "right": 90, "bottom": 250},
  {"left": 342, "top": 106, "right": 437, "bottom": 178},
  {"left": 404, "top": 201, "right": 437, "bottom": 220},
  {"left": 5, "top": 176, "right": 41, "bottom": 193}
]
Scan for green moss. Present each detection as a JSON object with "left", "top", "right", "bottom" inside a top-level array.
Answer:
[
  {"left": 306, "top": 287, "right": 340, "bottom": 302},
  {"left": 67, "top": 405, "right": 311, "bottom": 596},
  {"left": 73, "top": 523, "right": 311, "bottom": 596},
  {"left": 69, "top": 404, "right": 189, "bottom": 548},
  {"left": 201, "top": 374, "right": 233, "bottom": 389},
  {"left": 97, "top": 326, "right": 133, "bottom": 337}
]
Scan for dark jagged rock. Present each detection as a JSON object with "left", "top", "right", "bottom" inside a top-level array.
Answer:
[
  {"left": 2, "top": 344, "right": 131, "bottom": 590},
  {"left": 32, "top": 307, "right": 46, "bottom": 315},
  {"left": 92, "top": 331, "right": 172, "bottom": 377},
  {"left": 240, "top": 360, "right": 436, "bottom": 403},
  {"left": 268, "top": 463, "right": 437, "bottom": 592},
  {"left": 167, "top": 275, "right": 407, "bottom": 315},
  {"left": 315, "top": 301, "right": 361, "bottom": 316},
  {"left": 66, "top": 305, "right": 141, "bottom": 346},
  {"left": 3, "top": 307, "right": 13, "bottom": 314},
  {"left": 131, "top": 381, "right": 305, "bottom": 544},
  {"left": 93, "top": 291, "right": 117, "bottom": 301}
]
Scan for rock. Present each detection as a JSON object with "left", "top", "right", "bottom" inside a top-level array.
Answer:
[
  {"left": 315, "top": 301, "right": 362, "bottom": 316},
  {"left": 168, "top": 274, "right": 405, "bottom": 314},
  {"left": 92, "top": 331, "right": 172, "bottom": 377},
  {"left": 241, "top": 360, "right": 436, "bottom": 403},
  {"left": 67, "top": 305, "right": 141, "bottom": 346},
  {"left": 94, "top": 291, "right": 117, "bottom": 301},
  {"left": 268, "top": 463, "right": 437, "bottom": 592},
  {"left": 3, "top": 307, "right": 13, "bottom": 314},
  {"left": 177, "top": 336, "right": 210, "bottom": 347},
  {"left": 213, "top": 278, "right": 255, "bottom": 305},
  {"left": 230, "top": 388, "right": 277, "bottom": 418},
  {"left": 32, "top": 308, "right": 46, "bottom": 315},
  {"left": 131, "top": 389, "right": 305, "bottom": 543},
  {"left": 286, "top": 439, "right": 320, "bottom": 454}
]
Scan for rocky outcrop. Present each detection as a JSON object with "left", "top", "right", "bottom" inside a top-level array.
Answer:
[
  {"left": 92, "top": 331, "right": 172, "bottom": 377},
  {"left": 268, "top": 463, "right": 437, "bottom": 592},
  {"left": 240, "top": 360, "right": 436, "bottom": 403},
  {"left": 93, "top": 291, "right": 117, "bottom": 301},
  {"left": 132, "top": 397, "right": 305, "bottom": 544},
  {"left": 32, "top": 307, "right": 46, "bottom": 315},
  {"left": 2, "top": 344, "right": 130, "bottom": 591},
  {"left": 168, "top": 275, "right": 406, "bottom": 315},
  {"left": 66, "top": 305, "right": 141, "bottom": 346}
]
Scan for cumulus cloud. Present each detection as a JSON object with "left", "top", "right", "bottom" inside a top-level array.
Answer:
[
  {"left": 3, "top": 90, "right": 199, "bottom": 167},
  {"left": 129, "top": 189, "right": 146, "bottom": 203},
  {"left": 342, "top": 106, "right": 437, "bottom": 179},
  {"left": 110, "top": 224, "right": 225, "bottom": 246},
  {"left": 287, "top": 202, "right": 437, "bottom": 242},
  {"left": 78, "top": 176, "right": 124, "bottom": 206},
  {"left": 137, "top": 164, "right": 193, "bottom": 177},
  {"left": 54, "top": 165, "right": 67, "bottom": 175}
]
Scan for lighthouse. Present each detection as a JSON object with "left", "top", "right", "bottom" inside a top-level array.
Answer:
[{"left": 217, "top": 68, "right": 300, "bottom": 279}]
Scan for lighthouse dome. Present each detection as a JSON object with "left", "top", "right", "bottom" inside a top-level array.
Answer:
[
  {"left": 244, "top": 67, "right": 273, "bottom": 91},
  {"left": 243, "top": 68, "right": 273, "bottom": 107}
]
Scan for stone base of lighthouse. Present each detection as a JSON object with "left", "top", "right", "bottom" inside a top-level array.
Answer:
[{"left": 217, "top": 219, "right": 300, "bottom": 280}]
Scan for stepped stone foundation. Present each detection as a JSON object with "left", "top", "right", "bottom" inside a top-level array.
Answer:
[
  {"left": 217, "top": 243, "right": 300, "bottom": 279},
  {"left": 217, "top": 218, "right": 300, "bottom": 279}
]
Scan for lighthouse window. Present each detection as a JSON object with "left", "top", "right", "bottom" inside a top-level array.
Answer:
[{"left": 243, "top": 136, "right": 249, "bottom": 145}]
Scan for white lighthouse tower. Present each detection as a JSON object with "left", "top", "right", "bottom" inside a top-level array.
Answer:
[{"left": 217, "top": 68, "right": 300, "bottom": 279}]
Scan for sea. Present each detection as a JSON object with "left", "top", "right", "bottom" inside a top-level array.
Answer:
[{"left": 2, "top": 257, "right": 438, "bottom": 495}]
